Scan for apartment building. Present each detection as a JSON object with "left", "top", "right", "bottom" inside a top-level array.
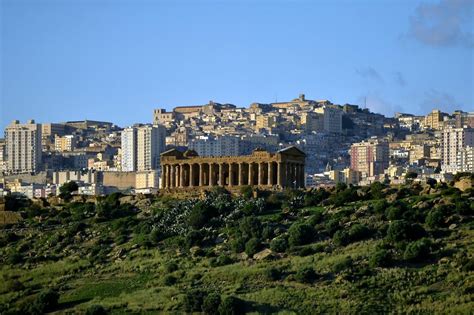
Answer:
[
  {"left": 4, "top": 120, "right": 42, "bottom": 174},
  {"left": 54, "top": 135, "right": 76, "bottom": 152},
  {"left": 442, "top": 127, "right": 474, "bottom": 173},
  {"left": 350, "top": 138, "right": 389, "bottom": 177}
]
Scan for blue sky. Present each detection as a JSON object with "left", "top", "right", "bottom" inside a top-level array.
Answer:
[{"left": 1, "top": 0, "right": 473, "bottom": 130}]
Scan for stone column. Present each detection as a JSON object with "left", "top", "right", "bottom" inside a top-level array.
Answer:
[
  {"left": 268, "top": 162, "right": 274, "bottom": 186},
  {"left": 258, "top": 162, "right": 264, "bottom": 185},
  {"left": 238, "top": 163, "right": 244, "bottom": 186},
  {"left": 217, "top": 163, "right": 223, "bottom": 186},
  {"left": 278, "top": 162, "right": 286, "bottom": 188},
  {"left": 170, "top": 165, "right": 175, "bottom": 188},
  {"left": 189, "top": 164, "right": 194, "bottom": 187},
  {"left": 228, "top": 163, "right": 234, "bottom": 187},
  {"left": 300, "top": 164, "right": 305, "bottom": 188},
  {"left": 248, "top": 163, "right": 254, "bottom": 186},
  {"left": 179, "top": 164, "right": 185, "bottom": 187},
  {"left": 209, "top": 163, "right": 214, "bottom": 186},
  {"left": 199, "top": 164, "right": 204, "bottom": 186},
  {"left": 161, "top": 164, "right": 167, "bottom": 188}
]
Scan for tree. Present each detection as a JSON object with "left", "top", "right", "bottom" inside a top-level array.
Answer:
[
  {"left": 245, "top": 238, "right": 261, "bottom": 256},
  {"left": 288, "top": 223, "right": 314, "bottom": 247},
  {"left": 403, "top": 238, "right": 433, "bottom": 262},
  {"left": 59, "top": 181, "right": 79, "bottom": 200},
  {"left": 218, "top": 296, "right": 244, "bottom": 315},
  {"left": 295, "top": 267, "right": 317, "bottom": 283},
  {"left": 270, "top": 237, "right": 288, "bottom": 253},
  {"left": 202, "top": 292, "right": 221, "bottom": 314},
  {"left": 369, "top": 249, "right": 391, "bottom": 268}
]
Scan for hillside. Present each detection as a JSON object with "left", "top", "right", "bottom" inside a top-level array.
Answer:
[{"left": 0, "top": 176, "right": 473, "bottom": 314}]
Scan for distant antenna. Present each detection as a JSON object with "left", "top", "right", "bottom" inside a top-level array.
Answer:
[{"left": 364, "top": 96, "right": 367, "bottom": 109}]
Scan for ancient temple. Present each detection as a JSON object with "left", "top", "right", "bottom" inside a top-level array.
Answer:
[{"left": 160, "top": 146, "right": 306, "bottom": 190}]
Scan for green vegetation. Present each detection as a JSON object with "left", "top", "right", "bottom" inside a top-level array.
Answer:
[{"left": 0, "top": 180, "right": 473, "bottom": 313}]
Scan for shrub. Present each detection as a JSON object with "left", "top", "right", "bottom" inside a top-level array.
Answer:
[
  {"left": 386, "top": 205, "right": 404, "bottom": 220},
  {"left": 270, "top": 237, "right": 288, "bottom": 253},
  {"left": 425, "top": 209, "right": 445, "bottom": 229},
  {"left": 373, "top": 199, "right": 388, "bottom": 214},
  {"left": 370, "top": 182, "right": 385, "bottom": 199},
  {"left": 386, "top": 220, "right": 425, "bottom": 243},
  {"left": 294, "top": 267, "right": 317, "bottom": 283},
  {"left": 163, "top": 275, "right": 177, "bottom": 286},
  {"left": 187, "top": 201, "right": 217, "bottom": 229},
  {"left": 231, "top": 237, "right": 246, "bottom": 253},
  {"left": 34, "top": 289, "right": 59, "bottom": 313},
  {"left": 333, "top": 230, "right": 349, "bottom": 246},
  {"left": 369, "top": 249, "right": 392, "bottom": 268},
  {"left": 239, "top": 216, "right": 262, "bottom": 240},
  {"left": 86, "top": 305, "right": 108, "bottom": 315},
  {"left": 333, "top": 256, "right": 353, "bottom": 273},
  {"left": 218, "top": 296, "right": 245, "bottom": 315},
  {"left": 185, "top": 230, "right": 204, "bottom": 248},
  {"left": 245, "top": 238, "right": 261, "bottom": 256},
  {"left": 7, "top": 251, "right": 22, "bottom": 265},
  {"left": 164, "top": 261, "right": 179, "bottom": 273},
  {"left": 264, "top": 267, "right": 282, "bottom": 281},
  {"left": 240, "top": 186, "right": 253, "bottom": 199},
  {"left": 184, "top": 289, "right": 206, "bottom": 312},
  {"left": 347, "top": 224, "right": 371, "bottom": 242},
  {"left": 210, "top": 255, "right": 233, "bottom": 267},
  {"left": 288, "top": 223, "right": 314, "bottom": 247},
  {"left": 455, "top": 200, "right": 471, "bottom": 215},
  {"left": 403, "top": 238, "right": 433, "bottom": 262},
  {"left": 202, "top": 292, "right": 221, "bottom": 314}
]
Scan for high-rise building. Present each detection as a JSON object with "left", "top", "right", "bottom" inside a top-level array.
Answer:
[
  {"left": 350, "top": 138, "right": 389, "bottom": 177},
  {"left": 457, "top": 146, "right": 474, "bottom": 173},
  {"left": 54, "top": 135, "right": 77, "bottom": 152},
  {"left": 442, "top": 127, "right": 474, "bottom": 173},
  {"left": 424, "top": 109, "right": 447, "bottom": 130},
  {"left": 314, "top": 106, "right": 343, "bottom": 133},
  {"left": 5, "top": 120, "right": 42, "bottom": 174},
  {"left": 0, "top": 139, "right": 6, "bottom": 173},
  {"left": 121, "top": 127, "right": 137, "bottom": 172},
  {"left": 188, "top": 136, "right": 240, "bottom": 157},
  {"left": 121, "top": 124, "right": 166, "bottom": 172}
]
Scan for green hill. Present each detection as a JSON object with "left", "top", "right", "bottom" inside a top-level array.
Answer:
[{"left": 1, "top": 178, "right": 473, "bottom": 314}]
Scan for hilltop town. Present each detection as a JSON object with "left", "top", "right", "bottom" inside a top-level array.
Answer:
[{"left": 0, "top": 94, "right": 473, "bottom": 198}]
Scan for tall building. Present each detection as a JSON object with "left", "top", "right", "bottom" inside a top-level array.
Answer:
[
  {"left": 188, "top": 136, "right": 240, "bottom": 157},
  {"left": 424, "top": 109, "right": 447, "bottom": 130},
  {"left": 121, "top": 124, "right": 166, "bottom": 172},
  {"left": 5, "top": 120, "right": 42, "bottom": 174},
  {"left": 314, "top": 106, "right": 343, "bottom": 133},
  {"left": 457, "top": 146, "right": 474, "bottom": 173},
  {"left": 121, "top": 127, "right": 137, "bottom": 172},
  {"left": 441, "top": 127, "right": 474, "bottom": 173},
  {"left": 54, "top": 135, "right": 76, "bottom": 152},
  {"left": 0, "top": 139, "right": 6, "bottom": 173},
  {"left": 350, "top": 138, "right": 389, "bottom": 177}
]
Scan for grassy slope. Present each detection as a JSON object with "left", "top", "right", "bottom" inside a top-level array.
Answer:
[{"left": 1, "top": 189, "right": 473, "bottom": 314}]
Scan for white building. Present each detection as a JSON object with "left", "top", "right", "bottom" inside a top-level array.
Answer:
[
  {"left": 4, "top": 120, "right": 42, "bottom": 174},
  {"left": 457, "top": 146, "right": 474, "bottom": 173},
  {"left": 121, "top": 127, "right": 137, "bottom": 172},
  {"left": 441, "top": 127, "right": 474, "bottom": 173},
  {"left": 121, "top": 124, "right": 166, "bottom": 172},
  {"left": 188, "top": 135, "right": 240, "bottom": 157}
]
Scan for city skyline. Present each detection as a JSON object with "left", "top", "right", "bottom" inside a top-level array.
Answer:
[{"left": 2, "top": 0, "right": 473, "bottom": 131}]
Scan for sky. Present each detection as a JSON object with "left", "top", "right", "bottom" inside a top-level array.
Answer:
[{"left": 1, "top": 0, "right": 473, "bottom": 130}]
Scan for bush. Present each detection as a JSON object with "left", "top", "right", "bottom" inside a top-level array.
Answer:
[
  {"left": 425, "top": 209, "right": 445, "bottom": 229},
  {"left": 184, "top": 289, "right": 206, "bottom": 312},
  {"left": 288, "top": 223, "right": 314, "bottom": 247},
  {"left": 240, "top": 186, "right": 253, "bottom": 199},
  {"left": 34, "top": 289, "right": 59, "bottom": 313},
  {"left": 218, "top": 296, "right": 245, "bottom": 315},
  {"left": 245, "top": 238, "right": 261, "bottom": 256},
  {"left": 202, "top": 292, "right": 221, "bottom": 314},
  {"left": 369, "top": 249, "right": 392, "bottom": 268},
  {"left": 187, "top": 201, "right": 217, "bottom": 229},
  {"left": 231, "top": 237, "right": 246, "bottom": 253},
  {"left": 347, "top": 224, "right": 371, "bottom": 242},
  {"left": 7, "top": 251, "right": 22, "bottom": 265},
  {"left": 403, "top": 238, "right": 433, "bottom": 262},
  {"left": 294, "top": 267, "right": 317, "bottom": 283},
  {"left": 264, "top": 267, "right": 282, "bottom": 281},
  {"left": 333, "top": 256, "right": 353, "bottom": 273},
  {"left": 163, "top": 275, "right": 177, "bottom": 286},
  {"left": 86, "top": 305, "right": 108, "bottom": 315},
  {"left": 164, "top": 261, "right": 179, "bottom": 273},
  {"left": 333, "top": 230, "right": 349, "bottom": 246},
  {"left": 185, "top": 230, "right": 204, "bottom": 248},
  {"left": 239, "top": 216, "right": 262, "bottom": 240},
  {"left": 270, "top": 237, "right": 288, "bottom": 253},
  {"left": 386, "top": 220, "right": 425, "bottom": 243},
  {"left": 210, "top": 254, "right": 233, "bottom": 267}
]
